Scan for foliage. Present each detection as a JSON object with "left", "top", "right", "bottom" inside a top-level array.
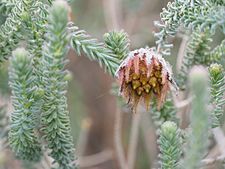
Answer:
[
  {"left": 39, "top": 1, "right": 77, "bottom": 168},
  {"left": 8, "top": 48, "right": 42, "bottom": 162},
  {"left": 154, "top": 0, "right": 225, "bottom": 168},
  {"left": 154, "top": 0, "right": 225, "bottom": 56},
  {"left": 158, "top": 121, "right": 182, "bottom": 169},
  {"left": 151, "top": 98, "right": 178, "bottom": 128},
  {"left": 208, "top": 39, "right": 225, "bottom": 64},
  {"left": 1, "top": 1, "right": 78, "bottom": 168},
  {"left": 68, "top": 23, "right": 120, "bottom": 76},
  {"left": 209, "top": 64, "right": 225, "bottom": 128},
  {"left": 0, "top": 0, "right": 29, "bottom": 63},
  {"left": 182, "top": 67, "right": 210, "bottom": 169},
  {"left": 0, "top": 0, "right": 224, "bottom": 169},
  {"left": 104, "top": 30, "right": 130, "bottom": 61},
  {"left": 177, "top": 30, "right": 212, "bottom": 89}
]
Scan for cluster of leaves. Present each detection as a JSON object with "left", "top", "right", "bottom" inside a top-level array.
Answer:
[
  {"left": 68, "top": 24, "right": 121, "bottom": 76},
  {"left": 151, "top": 98, "right": 178, "bottom": 128},
  {"left": 8, "top": 48, "right": 43, "bottom": 162},
  {"left": 0, "top": 1, "right": 79, "bottom": 169},
  {"left": 0, "top": 0, "right": 224, "bottom": 169},
  {"left": 177, "top": 30, "right": 212, "bottom": 88},
  {"left": 155, "top": 0, "right": 225, "bottom": 86},
  {"left": 154, "top": 0, "right": 225, "bottom": 57},
  {"left": 0, "top": 0, "right": 131, "bottom": 168},
  {"left": 158, "top": 121, "right": 182, "bottom": 169},
  {"left": 154, "top": 0, "right": 225, "bottom": 169},
  {"left": 209, "top": 64, "right": 225, "bottom": 128},
  {"left": 0, "top": 0, "right": 15, "bottom": 24}
]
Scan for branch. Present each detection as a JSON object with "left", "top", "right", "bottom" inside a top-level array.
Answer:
[
  {"left": 158, "top": 121, "right": 182, "bottom": 169},
  {"left": 209, "top": 64, "right": 225, "bottom": 128},
  {"left": 127, "top": 110, "right": 142, "bottom": 169},
  {"left": 8, "top": 48, "right": 42, "bottom": 162},
  {"left": 177, "top": 30, "right": 212, "bottom": 89},
  {"left": 0, "top": 0, "right": 30, "bottom": 63},
  {"left": 104, "top": 30, "right": 130, "bottom": 61},
  {"left": 114, "top": 107, "right": 129, "bottom": 169},
  {"left": 68, "top": 22, "right": 120, "bottom": 76},
  {"left": 39, "top": 1, "right": 77, "bottom": 168}
]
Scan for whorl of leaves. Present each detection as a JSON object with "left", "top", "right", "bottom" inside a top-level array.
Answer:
[
  {"left": 209, "top": 64, "right": 225, "bottom": 128},
  {"left": 8, "top": 48, "right": 42, "bottom": 162},
  {"left": 0, "top": 0, "right": 30, "bottom": 63},
  {"left": 39, "top": 1, "right": 77, "bottom": 168},
  {"left": 68, "top": 23, "right": 120, "bottom": 76},
  {"left": 104, "top": 30, "right": 130, "bottom": 62},
  {"left": 158, "top": 121, "right": 182, "bottom": 169}
]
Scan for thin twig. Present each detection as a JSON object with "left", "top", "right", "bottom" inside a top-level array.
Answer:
[
  {"left": 212, "top": 127, "right": 225, "bottom": 155},
  {"left": 201, "top": 155, "right": 225, "bottom": 166},
  {"left": 78, "top": 149, "right": 113, "bottom": 168},
  {"left": 114, "top": 107, "right": 129, "bottom": 169},
  {"left": 173, "top": 93, "right": 193, "bottom": 109},
  {"left": 140, "top": 112, "right": 158, "bottom": 168},
  {"left": 43, "top": 151, "right": 53, "bottom": 168},
  {"left": 200, "top": 128, "right": 225, "bottom": 167},
  {"left": 76, "top": 118, "right": 92, "bottom": 157},
  {"left": 40, "top": 159, "right": 50, "bottom": 169},
  {"left": 102, "top": 0, "right": 121, "bottom": 30},
  {"left": 176, "top": 33, "right": 189, "bottom": 72},
  {"left": 127, "top": 108, "right": 142, "bottom": 169}
]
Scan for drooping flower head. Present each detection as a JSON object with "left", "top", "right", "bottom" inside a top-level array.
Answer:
[{"left": 115, "top": 47, "right": 177, "bottom": 112}]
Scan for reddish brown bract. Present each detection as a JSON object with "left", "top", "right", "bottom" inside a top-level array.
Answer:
[{"left": 116, "top": 48, "right": 175, "bottom": 112}]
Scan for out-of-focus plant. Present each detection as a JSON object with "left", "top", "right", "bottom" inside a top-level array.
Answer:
[
  {"left": 153, "top": 0, "right": 225, "bottom": 168},
  {"left": 1, "top": 1, "right": 78, "bottom": 169},
  {"left": 0, "top": 0, "right": 224, "bottom": 169},
  {"left": 182, "top": 67, "right": 210, "bottom": 169}
]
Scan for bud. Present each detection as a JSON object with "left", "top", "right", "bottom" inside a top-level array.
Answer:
[
  {"left": 12, "top": 48, "right": 29, "bottom": 63},
  {"left": 161, "top": 121, "right": 178, "bottom": 138},
  {"left": 34, "top": 88, "right": 45, "bottom": 98},
  {"left": 209, "top": 63, "right": 223, "bottom": 77},
  {"left": 115, "top": 47, "right": 176, "bottom": 112}
]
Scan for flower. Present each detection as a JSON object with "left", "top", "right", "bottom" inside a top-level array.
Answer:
[{"left": 115, "top": 47, "right": 177, "bottom": 112}]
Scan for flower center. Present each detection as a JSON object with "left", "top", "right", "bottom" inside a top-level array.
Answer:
[
  {"left": 126, "top": 59, "right": 163, "bottom": 96},
  {"left": 116, "top": 47, "right": 174, "bottom": 112}
]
